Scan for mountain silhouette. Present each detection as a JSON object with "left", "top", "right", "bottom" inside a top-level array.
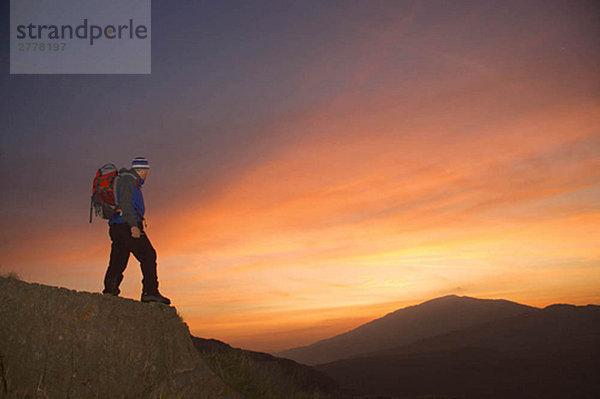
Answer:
[
  {"left": 279, "top": 295, "right": 534, "bottom": 365},
  {"left": 316, "top": 302, "right": 600, "bottom": 398},
  {"left": 373, "top": 303, "right": 600, "bottom": 358}
]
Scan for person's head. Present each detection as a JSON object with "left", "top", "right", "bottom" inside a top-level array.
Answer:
[{"left": 131, "top": 156, "right": 150, "bottom": 180}]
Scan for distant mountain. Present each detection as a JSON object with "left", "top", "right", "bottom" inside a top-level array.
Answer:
[
  {"left": 279, "top": 295, "right": 534, "bottom": 365},
  {"left": 374, "top": 303, "right": 600, "bottom": 358},
  {"left": 316, "top": 303, "right": 600, "bottom": 398}
]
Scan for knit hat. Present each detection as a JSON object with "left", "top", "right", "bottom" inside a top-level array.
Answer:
[{"left": 131, "top": 156, "right": 150, "bottom": 170}]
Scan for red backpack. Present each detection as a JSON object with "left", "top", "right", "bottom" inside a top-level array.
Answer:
[
  {"left": 89, "top": 163, "right": 142, "bottom": 223},
  {"left": 89, "top": 164, "right": 120, "bottom": 222}
]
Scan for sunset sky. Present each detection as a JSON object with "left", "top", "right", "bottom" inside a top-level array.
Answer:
[{"left": 1, "top": 0, "right": 599, "bottom": 353}]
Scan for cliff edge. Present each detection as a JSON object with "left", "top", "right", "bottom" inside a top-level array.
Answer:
[{"left": 0, "top": 276, "right": 241, "bottom": 399}]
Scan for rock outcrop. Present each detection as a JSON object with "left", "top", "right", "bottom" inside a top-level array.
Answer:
[{"left": 0, "top": 277, "right": 241, "bottom": 399}]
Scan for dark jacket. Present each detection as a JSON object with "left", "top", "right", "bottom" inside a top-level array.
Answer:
[{"left": 108, "top": 168, "right": 146, "bottom": 227}]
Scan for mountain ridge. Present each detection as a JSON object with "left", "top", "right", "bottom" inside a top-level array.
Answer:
[
  {"left": 278, "top": 294, "right": 535, "bottom": 365},
  {"left": 315, "top": 302, "right": 600, "bottom": 398}
]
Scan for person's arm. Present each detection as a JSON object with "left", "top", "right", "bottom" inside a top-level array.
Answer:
[{"left": 117, "top": 175, "right": 139, "bottom": 229}]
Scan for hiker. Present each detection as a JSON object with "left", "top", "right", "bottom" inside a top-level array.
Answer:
[{"left": 102, "top": 157, "right": 171, "bottom": 305}]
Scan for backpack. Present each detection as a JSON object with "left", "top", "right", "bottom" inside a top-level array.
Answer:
[
  {"left": 89, "top": 163, "right": 120, "bottom": 223},
  {"left": 89, "top": 164, "right": 139, "bottom": 223}
]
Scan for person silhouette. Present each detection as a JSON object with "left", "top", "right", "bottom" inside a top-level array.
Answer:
[{"left": 102, "top": 156, "right": 170, "bottom": 305}]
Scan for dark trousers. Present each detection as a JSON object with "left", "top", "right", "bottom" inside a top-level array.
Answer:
[{"left": 103, "top": 223, "right": 159, "bottom": 295}]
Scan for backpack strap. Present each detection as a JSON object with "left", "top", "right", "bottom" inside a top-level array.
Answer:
[{"left": 89, "top": 197, "right": 93, "bottom": 223}]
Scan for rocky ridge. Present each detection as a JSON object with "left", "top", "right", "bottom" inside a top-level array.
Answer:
[{"left": 0, "top": 276, "right": 241, "bottom": 399}]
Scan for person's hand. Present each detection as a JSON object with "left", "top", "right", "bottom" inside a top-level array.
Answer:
[{"left": 131, "top": 226, "right": 142, "bottom": 238}]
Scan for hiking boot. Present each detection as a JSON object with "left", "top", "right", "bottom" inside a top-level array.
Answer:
[
  {"left": 141, "top": 292, "right": 171, "bottom": 305},
  {"left": 103, "top": 276, "right": 122, "bottom": 296}
]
